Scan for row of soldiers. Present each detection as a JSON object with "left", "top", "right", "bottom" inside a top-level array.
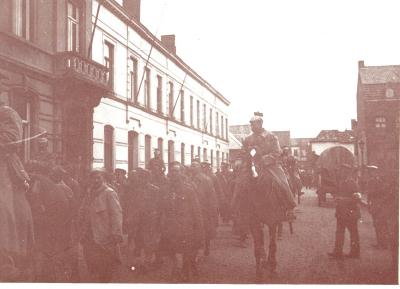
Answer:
[{"left": 22, "top": 142, "right": 237, "bottom": 282}]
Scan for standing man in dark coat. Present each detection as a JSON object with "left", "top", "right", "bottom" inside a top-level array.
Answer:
[
  {"left": 201, "top": 161, "right": 224, "bottom": 222},
  {"left": 0, "top": 94, "right": 34, "bottom": 281},
  {"left": 328, "top": 164, "right": 361, "bottom": 259},
  {"left": 216, "top": 162, "right": 234, "bottom": 224},
  {"left": 366, "top": 166, "right": 389, "bottom": 249},
  {"left": 190, "top": 160, "right": 218, "bottom": 256},
  {"left": 79, "top": 169, "right": 123, "bottom": 283},
  {"left": 125, "top": 168, "right": 162, "bottom": 273},
  {"left": 159, "top": 162, "right": 204, "bottom": 282}
]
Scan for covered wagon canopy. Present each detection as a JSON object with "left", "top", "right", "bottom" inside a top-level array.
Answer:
[
  {"left": 315, "top": 146, "right": 357, "bottom": 171},
  {"left": 314, "top": 146, "right": 357, "bottom": 194}
]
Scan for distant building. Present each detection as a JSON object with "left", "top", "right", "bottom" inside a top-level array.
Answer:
[
  {"left": 290, "top": 138, "right": 312, "bottom": 168},
  {"left": 310, "top": 130, "right": 356, "bottom": 156},
  {"left": 229, "top": 124, "right": 290, "bottom": 147},
  {"left": 228, "top": 133, "right": 243, "bottom": 164},
  {"left": 356, "top": 61, "right": 400, "bottom": 174}
]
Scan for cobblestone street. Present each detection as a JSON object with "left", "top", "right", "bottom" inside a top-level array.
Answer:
[{"left": 77, "top": 189, "right": 397, "bottom": 284}]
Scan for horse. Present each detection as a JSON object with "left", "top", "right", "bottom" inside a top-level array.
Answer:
[{"left": 232, "top": 148, "right": 296, "bottom": 282}]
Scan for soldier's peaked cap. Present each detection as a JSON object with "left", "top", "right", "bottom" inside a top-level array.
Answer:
[{"left": 250, "top": 112, "right": 263, "bottom": 123}]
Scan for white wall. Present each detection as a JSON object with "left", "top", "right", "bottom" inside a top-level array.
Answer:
[{"left": 91, "top": 1, "right": 229, "bottom": 172}]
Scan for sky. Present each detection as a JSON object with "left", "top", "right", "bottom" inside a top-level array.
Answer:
[{"left": 140, "top": 0, "right": 400, "bottom": 138}]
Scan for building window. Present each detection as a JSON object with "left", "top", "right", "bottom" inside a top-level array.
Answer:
[
  {"left": 211, "top": 149, "right": 214, "bottom": 168},
  {"left": 67, "top": 1, "right": 80, "bottom": 52},
  {"left": 9, "top": 90, "right": 35, "bottom": 163},
  {"left": 157, "top": 75, "right": 163, "bottom": 113},
  {"left": 181, "top": 143, "right": 185, "bottom": 165},
  {"left": 180, "top": 90, "right": 185, "bottom": 123},
  {"left": 14, "top": 0, "right": 34, "bottom": 41},
  {"left": 386, "top": 88, "right": 394, "bottom": 98},
  {"left": 128, "top": 130, "right": 139, "bottom": 171},
  {"left": 222, "top": 152, "right": 225, "bottom": 163},
  {"left": 225, "top": 118, "right": 228, "bottom": 140},
  {"left": 216, "top": 112, "right": 219, "bottom": 137},
  {"left": 168, "top": 140, "right": 175, "bottom": 164},
  {"left": 197, "top": 146, "right": 201, "bottom": 160},
  {"left": 144, "top": 67, "right": 151, "bottom": 109},
  {"left": 190, "top": 96, "right": 194, "bottom": 126},
  {"left": 104, "top": 125, "right": 114, "bottom": 172},
  {"left": 375, "top": 116, "right": 386, "bottom": 128},
  {"left": 104, "top": 41, "right": 114, "bottom": 88},
  {"left": 216, "top": 150, "right": 220, "bottom": 170},
  {"left": 158, "top": 137, "right": 164, "bottom": 160},
  {"left": 145, "top": 135, "right": 151, "bottom": 168},
  {"left": 221, "top": 116, "right": 224, "bottom": 139},
  {"left": 130, "top": 57, "right": 138, "bottom": 103},
  {"left": 196, "top": 100, "right": 200, "bottom": 128},
  {"left": 210, "top": 108, "right": 213, "bottom": 135},
  {"left": 203, "top": 104, "right": 206, "bottom": 132},
  {"left": 396, "top": 115, "right": 400, "bottom": 128},
  {"left": 203, "top": 148, "right": 207, "bottom": 162},
  {"left": 168, "top": 81, "right": 174, "bottom": 118},
  {"left": 191, "top": 145, "right": 194, "bottom": 162}
]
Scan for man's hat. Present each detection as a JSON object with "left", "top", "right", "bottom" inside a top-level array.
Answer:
[
  {"left": 250, "top": 112, "right": 263, "bottom": 123},
  {"left": 201, "top": 161, "right": 211, "bottom": 168},
  {"left": 89, "top": 167, "right": 106, "bottom": 177},
  {"left": 115, "top": 168, "right": 126, "bottom": 175}
]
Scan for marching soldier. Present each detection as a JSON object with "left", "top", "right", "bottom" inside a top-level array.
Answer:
[
  {"left": 159, "top": 162, "right": 204, "bottom": 282},
  {"left": 125, "top": 168, "right": 162, "bottom": 273},
  {"left": 0, "top": 93, "right": 34, "bottom": 281},
  {"left": 216, "top": 162, "right": 234, "bottom": 224},
  {"left": 191, "top": 160, "right": 218, "bottom": 257},
  {"left": 79, "top": 169, "right": 123, "bottom": 283}
]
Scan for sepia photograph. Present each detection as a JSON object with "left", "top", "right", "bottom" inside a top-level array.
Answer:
[{"left": 0, "top": 0, "right": 398, "bottom": 285}]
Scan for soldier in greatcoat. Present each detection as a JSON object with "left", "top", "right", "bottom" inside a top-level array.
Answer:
[
  {"left": 191, "top": 160, "right": 218, "bottom": 257},
  {"left": 0, "top": 94, "right": 34, "bottom": 281},
  {"left": 125, "top": 168, "right": 162, "bottom": 273},
  {"left": 159, "top": 162, "right": 204, "bottom": 282},
  {"left": 79, "top": 169, "right": 123, "bottom": 282}
]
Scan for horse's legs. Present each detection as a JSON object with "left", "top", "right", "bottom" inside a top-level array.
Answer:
[
  {"left": 249, "top": 220, "right": 266, "bottom": 281},
  {"left": 267, "top": 224, "right": 278, "bottom": 273}
]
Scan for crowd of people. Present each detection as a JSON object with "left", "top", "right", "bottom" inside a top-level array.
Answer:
[{"left": 0, "top": 98, "right": 398, "bottom": 283}]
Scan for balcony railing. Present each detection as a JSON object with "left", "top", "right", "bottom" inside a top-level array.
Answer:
[{"left": 54, "top": 52, "right": 110, "bottom": 91}]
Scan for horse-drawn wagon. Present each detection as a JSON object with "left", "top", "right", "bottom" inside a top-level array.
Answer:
[{"left": 314, "top": 146, "right": 357, "bottom": 206}]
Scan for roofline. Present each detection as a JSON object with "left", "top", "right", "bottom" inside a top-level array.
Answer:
[{"left": 102, "top": 0, "right": 230, "bottom": 106}]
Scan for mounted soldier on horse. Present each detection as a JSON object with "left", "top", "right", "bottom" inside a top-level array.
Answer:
[{"left": 232, "top": 112, "right": 296, "bottom": 281}]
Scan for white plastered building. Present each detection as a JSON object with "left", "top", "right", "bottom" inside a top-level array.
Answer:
[{"left": 90, "top": 0, "right": 230, "bottom": 172}]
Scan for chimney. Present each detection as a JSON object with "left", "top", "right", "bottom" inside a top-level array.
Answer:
[
  {"left": 123, "top": 0, "right": 141, "bottom": 22},
  {"left": 161, "top": 35, "right": 176, "bottom": 54},
  {"left": 358, "top": 60, "right": 364, "bottom": 68}
]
